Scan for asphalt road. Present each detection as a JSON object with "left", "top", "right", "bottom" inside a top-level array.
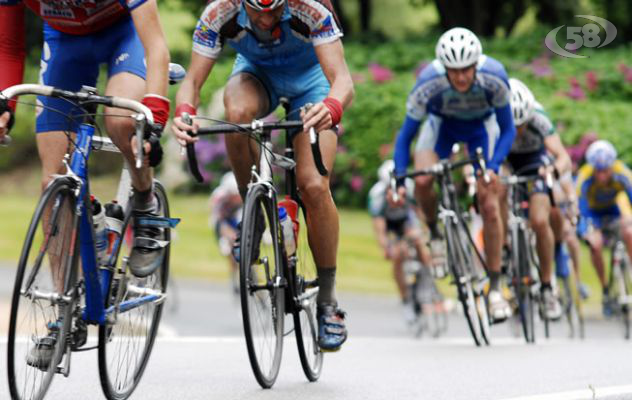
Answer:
[{"left": 1, "top": 265, "right": 632, "bottom": 400}]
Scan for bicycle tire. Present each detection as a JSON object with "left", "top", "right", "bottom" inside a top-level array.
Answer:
[
  {"left": 560, "top": 274, "right": 585, "bottom": 339},
  {"left": 292, "top": 204, "right": 323, "bottom": 382},
  {"left": 621, "top": 255, "right": 632, "bottom": 340},
  {"left": 445, "top": 221, "right": 482, "bottom": 346},
  {"left": 239, "top": 184, "right": 285, "bottom": 388},
  {"left": 98, "top": 180, "right": 170, "bottom": 400},
  {"left": 513, "top": 227, "right": 535, "bottom": 343},
  {"left": 8, "top": 177, "right": 79, "bottom": 400}
]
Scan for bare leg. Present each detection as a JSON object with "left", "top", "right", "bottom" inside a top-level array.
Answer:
[{"left": 529, "top": 194, "right": 554, "bottom": 284}]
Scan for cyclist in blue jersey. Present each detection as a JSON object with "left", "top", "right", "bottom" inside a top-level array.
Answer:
[
  {"left": 391, "top": 27, "right": 516, "bottom": 322},
  {"left": 0, "top": 0, "right": 171, "bottom": 279},
  {"left": 171, "top": 0, "right": 354, "bottom": 351},
  {"left": 576, "top": 140, "right": 632, "bottom": 315},
  {"left": 0, "top": 0, "right": 171, "bottom": 370}
]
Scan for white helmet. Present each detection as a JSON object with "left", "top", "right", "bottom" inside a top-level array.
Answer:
[
  {"left": 586, "top": 140, "right": 617, "bottom": 170},
  {"left": 435, "top": 27, "right": 482, "bottom": 69},
  {"left": 377, "top": 160, "right": 395, "bottom": 183},
  {"left": 220, "top": 171, "right": 239, "bottom": 195},
  {"left": 509, "top": 78, "right": 535, "bottom": 126},
  {"left": 244, "top": 0, "right": 285, "bottom": 11}
]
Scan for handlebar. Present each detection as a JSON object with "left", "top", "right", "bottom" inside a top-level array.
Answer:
[
  {"left": 0, "top": 84, "right": 154, "bottom": 167},
  {"left": 182, "top": 116, "right": 328, "bottom": 183}
]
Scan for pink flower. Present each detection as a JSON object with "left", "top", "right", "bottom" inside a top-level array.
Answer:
[
  {"left": 585, "top": 71, "right": 598, "bottom": 92},
  {"left": 618, "top": 63, "right": 632, "bottom": 83},
  {"left": 368, "top": 63, "right": 394, "bottom": 83},
  {"left": 350, "top": 175, "right": 364, "bottom": 192},
  {"left": 565, "top": 77, "right": 586, "bottom": 101},
  {"left": 529, "top": 56, "right": 553, "bottom": 78}
]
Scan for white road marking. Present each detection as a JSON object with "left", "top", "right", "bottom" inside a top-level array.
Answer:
[{"left": 498, "top": 384, "right": 632, "bottom": 400}]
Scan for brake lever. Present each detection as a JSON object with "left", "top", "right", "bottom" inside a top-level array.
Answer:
[{"left": 476, "top": 147, "right": 490, "bottom": 184}]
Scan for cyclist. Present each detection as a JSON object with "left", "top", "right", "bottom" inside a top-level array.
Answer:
[
  {"left": 0, "top": 0, "right": 170, "bottom": 369},
  {"left": 392, "top": 27, "right": 516, "bottom": 322},
  {"left": 576, "top": 140, "right": 632, "bottom": 316},
  {"left": 0, "top": 0, "right": 171, "bottom": 278},
  {"left": 209, "top": 171, "right": 243, "bottom": 295},
  {"left": 368, "top": 160, "right": 433, "bottom": 325},
  {"left": 171, "top": 0, "right": 354, "bottom": 351},
  {"left": 505, "top": 78, "right": 573, "bottom": 320}
]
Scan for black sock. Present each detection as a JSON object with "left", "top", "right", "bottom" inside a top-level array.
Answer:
[
  {"left": 541, "top": 282, "right": 552, "bottom": 292},
  {"left": 317, "top": 267, "right": 337, "bottom": 307},
  {"left": 489, "top": 271, "right": 501, "bottom": 292},
  {"left": 239, "top": 187, "right": 248, "bottom": 202},
  {"left": 132, "top": 187, "right": 154, "bottom": 211}
]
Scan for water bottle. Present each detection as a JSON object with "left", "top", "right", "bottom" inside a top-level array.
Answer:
[
  {"left": 91, "top": 196, "right": 107, "bottom": 265},
  {"left": 278, "top": 196, "right": 299, "bottom": 239},
  {"left": 105, "top": 201, "right": 125, "bottom": 261},
  {"left": 278, "top": 206, "right": 296, "bottom": 256}
]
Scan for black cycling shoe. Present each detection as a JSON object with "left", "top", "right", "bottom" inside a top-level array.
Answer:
[
  {"left": 129, "top": 197, "right": 166, "bottom": 278},
  {"left": 317, "top": 304, "right": 348, "bottom": 352},
  {"left": 232, "top": 212, "right": 265, "bottom": 264},
  {"left": 26, "top": 319, "right": 62, "bottom": 370},
  {"left": 71, "top": 318, "right": 88, "bottom": 350}
]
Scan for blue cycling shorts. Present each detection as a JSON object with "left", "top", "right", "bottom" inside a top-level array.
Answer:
[
  {"left": 576, "top": 205, "right": 621, "bottom": 237},
  {"left": 415, "top": 113, "right": 501, "bottom": 171},
  {"left": 37, "top": 17, "right": 146, "bottom": 133},
  {"left": 231, "top": 54, "right": 330, "bottom": 124}
]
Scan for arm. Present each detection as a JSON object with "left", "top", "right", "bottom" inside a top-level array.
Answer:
[
  {"left": 0, "top": 2, "right": 25, "bottom": 138},
  {"left": 393, "top": 116, "right": 422, "bottom": 176},
  {"left": 544, "top": 134, "right": 572, "bottom": 177},
  {"left": 488, "top": 104, "right": 516, "bottom": 172},
  {"left": 130, "top": 0, "right": 170, "bottom": 126},
  {"left": 303, "top": 40, "right": 354, "bottom": 133},
  {"left": 171, "top": 52, "right": 216, "bottom": 144}
]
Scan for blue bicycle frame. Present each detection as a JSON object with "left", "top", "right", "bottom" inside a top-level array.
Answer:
[{"left": 70, "top": 122, "right": 162, "bottom": 325}]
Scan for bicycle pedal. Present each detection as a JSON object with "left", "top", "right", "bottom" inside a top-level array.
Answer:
[{"left": 135, "top": 216, "right": 180, "bottom": 229}]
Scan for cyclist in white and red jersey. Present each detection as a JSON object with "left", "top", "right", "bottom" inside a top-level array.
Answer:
[
  {"left": 171, "top": 0, "right": 354, "bottom": 351},
  {"left": 0, "top": 0, "right": 171, "bottom": 278}
]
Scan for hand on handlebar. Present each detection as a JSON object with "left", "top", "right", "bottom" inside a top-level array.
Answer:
[
  {"left": 387, "top": 185, "right": 407, "bottom": 208},
  {"left": 301, "top": 102, "right": 333, "bottom": 133},
  {"left": 476, "top": 168, "right": 498, "bottom": 188},
  {"left": 171, "top": 115, "right": 199, "bottom": 146}
]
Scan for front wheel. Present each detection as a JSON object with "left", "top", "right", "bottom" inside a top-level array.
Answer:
[
  {"left": 98, "top": 180, "right": 170, "bottom": 400},
  {"left": 8, "top": 177, "right": 79, "bottom": 400},
  {"left": 514, "top": 227, "right": 535, "bottom": 344},
  {"left": 240, "top": 185, "right": 285, "bottom": 388},
  {"left": 446, "top": 222, "right": 483, "bottom": 346}
]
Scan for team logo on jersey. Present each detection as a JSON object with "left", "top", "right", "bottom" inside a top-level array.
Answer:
[
  {"left": 312, "top": 15, "right": 334, "bottom": 38},
  {"left": 194, "top": 24, "right": 219, "bottom": 48},
  {"left": 40, "top": 2, "right": 75, "bottom": 17}
]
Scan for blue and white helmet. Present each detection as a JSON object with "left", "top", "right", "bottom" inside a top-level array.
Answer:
[
  {"left": 586, "top": 140, "right": 617, "bottom": 170},
  {"left": 435, "top": 27, "right": 482, "bottom": 69}
]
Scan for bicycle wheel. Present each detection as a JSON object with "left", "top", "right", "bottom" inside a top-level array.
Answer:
[
  {"left": 445, "top": 222, "right": 482, "bottom": 346},
  {"left": 98, "top": 181, "right": 170, "bottom": 400},
  {"left": 560, "top": 274, "right": 585, "bottom": 339},
  {"left": 292, "top": 204, "right": 323, "bottom": 381},
  {"left": 240, "top": 185, "right": 285, "bottom": 388},
  {"left": 513, "top": 227, "right": 535, "bottom": 343},
  {"left": 8, "top": 177, "right": 79, "bottom": 400}
]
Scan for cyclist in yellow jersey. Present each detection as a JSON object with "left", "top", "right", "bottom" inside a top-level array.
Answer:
[{"left": 576, "top": 140, "right": 632, "bottom": 315}]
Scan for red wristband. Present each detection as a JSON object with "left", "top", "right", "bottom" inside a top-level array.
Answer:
[
  {"left": 175, "top": 103, "right": 196, "bottom": 118},
  {"left": 322, "top": 97, "right": 343, "bottom": 127},
  {"left": 141, "top": 94, "right": 170, "bottom": 127}
]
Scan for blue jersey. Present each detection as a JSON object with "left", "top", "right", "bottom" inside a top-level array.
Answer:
[
  {"left": 393, "top": 56, "right": 515, "bottom": 173},
  {"left": 192, "top": 0, "right": 342, "bottom": 70}
]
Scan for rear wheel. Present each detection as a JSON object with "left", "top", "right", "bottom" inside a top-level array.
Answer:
[
  {"left": 8, "top": 178, "right": 78, "bottom": 400},
  {"left": 240, "top": 185, "right": 285, "bottom": 388},
  {"left": 98, "top": 181, "right": 170, "bottom": 400},
  {"left": 292, "top": 204, "right": 323, "bottom": 381}
]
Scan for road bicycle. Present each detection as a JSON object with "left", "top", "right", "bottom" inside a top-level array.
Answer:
[
  {"left": 394, "top": 147, "right": 490, "bottom": 346},
  {"left": 3, "top": 75, "right": 180, "bottom": 400},
  {"left": 183, "top": 103, "right": 327, "bottom": 388}
]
